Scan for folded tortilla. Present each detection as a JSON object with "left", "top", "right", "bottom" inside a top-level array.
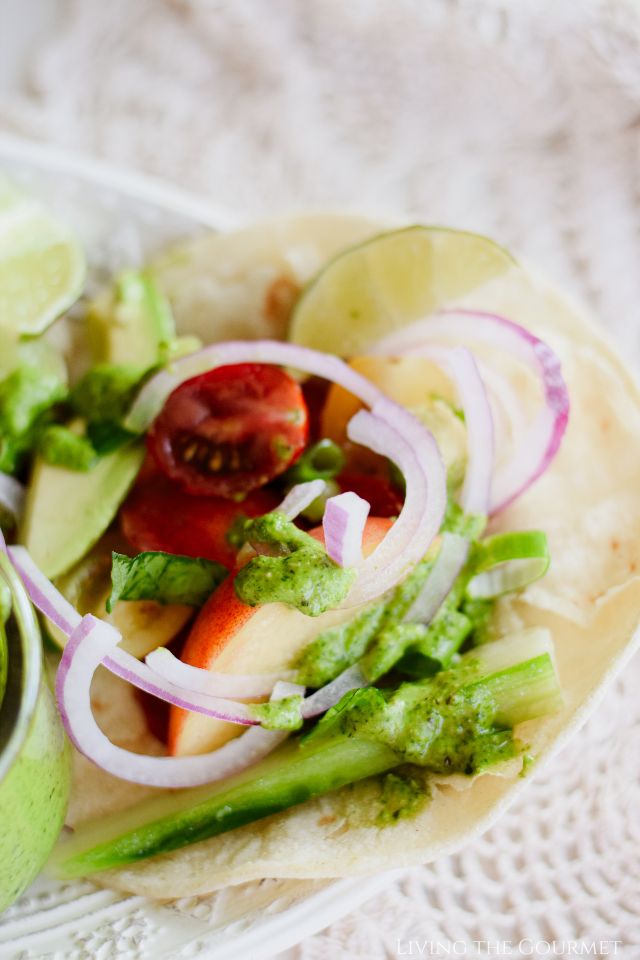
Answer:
[{"left": 66, "top": 217, "right": 640, "bottom": 898}]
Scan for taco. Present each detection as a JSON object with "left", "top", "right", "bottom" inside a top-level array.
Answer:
[{"left": 2, "top": 212, "right": 639, "bottom": 901}]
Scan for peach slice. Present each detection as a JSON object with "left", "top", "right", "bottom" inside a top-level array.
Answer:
[{"left": 168, "top": 517, "right": 392, "bottom": 756}]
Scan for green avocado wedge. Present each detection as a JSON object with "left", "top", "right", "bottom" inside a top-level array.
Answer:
[
  {"left": 18, "top": 270, "right": 172, "bottom": 580},
  {"left": 20, "top": 442, "right": 144, "bottom": 579},
  {"left": 88, "top": 270, "right": 175, "bottom": 370}
]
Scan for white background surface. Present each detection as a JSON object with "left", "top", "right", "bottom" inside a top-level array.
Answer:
[{"left": 1, "top": 2, "right": 640, "bottom": 957}]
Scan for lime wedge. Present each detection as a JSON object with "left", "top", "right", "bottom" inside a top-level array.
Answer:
[
  {"left": 288, "top": 225, "right": 516, "bottom": 355},
  {"left": 0, "top": 177, "right": 85, "bottom": 336}
]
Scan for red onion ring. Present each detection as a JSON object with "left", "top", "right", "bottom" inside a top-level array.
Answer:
[
  {"left": 373, "top": 310, "right": 570, "bottom": 513},
  {"left": 9, "top": 545, "right": 81, "bottom": 636},
  {"left": 56, "top": 614, "right": 301, "bottom": 787},
  {"left": 300, "top": 664, "right": 367, "bottom": 719},
  {"left": 404, "top": 532, "right": 470, "bottom": 624},
  {"left": 103, "top": 644, "right": 259, "bottom": 725},
  {"left": 125, "top": 340, "right": 382, "bottom": 433},
  {"left": 7, "top": 545, "right": 287, "bottom": 710},
  {"left": 145, "top": 647, "right": 294, "bottom": 699},
  {"left": 277, "top": 480, "right": 327, "bottom": 520},
  {"left": 345, "top": 400, "right": 446, "bottom": 606},
  {"left": 381, "top": 344, "right": 494, "bottom": 516}
]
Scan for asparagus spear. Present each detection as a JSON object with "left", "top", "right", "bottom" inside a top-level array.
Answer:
[{"left": 53, "top": 629, "right": 561, "bottom": 880}]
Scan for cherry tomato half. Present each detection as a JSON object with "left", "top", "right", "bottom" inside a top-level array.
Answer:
[
  {"left": 147, "top": 363, "right": 309, "bottom": 498},
  {"left": 121, "top": 473, "right": 278, "bottom": 569}
]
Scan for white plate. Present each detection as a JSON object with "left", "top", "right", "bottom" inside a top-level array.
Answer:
[{"left": 0, "top": 135, "right": 393, "bottom": 960}]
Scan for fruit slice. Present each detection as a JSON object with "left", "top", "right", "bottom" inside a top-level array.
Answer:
[
  {"left": 169, "top": 517, "right": 392, "bottom": 756},
  {"left": 0, "top": 177, "right": 86, "bottom": 336},
  {"left": 288, "top": 225, "right": 515, "bottom": 355}
]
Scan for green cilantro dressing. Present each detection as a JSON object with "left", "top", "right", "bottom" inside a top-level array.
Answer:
[
  {"left": 234, "top": 512, "right": 355, "bottom": 617},
  {"left": 296, "top": 602, "right": 386, "bottom": 687},
  {"left": 254, "top": 695, "right": 304, "bottom": 731},
  {"left": 314, "top": 664, "right": 518, "bottom": 776},
  {"left": 295, "top": 542, "right": 477, "bottom": 688},
  {"left": 376, "top": 771, "right": 430, "bottom": 826}
]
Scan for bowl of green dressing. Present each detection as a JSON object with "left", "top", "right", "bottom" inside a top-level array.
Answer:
[{"left": 0, "top": 553, "right": 71, "bottom": 912}]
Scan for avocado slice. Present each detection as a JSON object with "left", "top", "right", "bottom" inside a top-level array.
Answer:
[
  {"left": 18, "top": 272, "right": 179, "bottom": 579},
  {"left": 88, "top": 270, "right": 175, "bottom": 370},
  {"left": 21, "top": 441, "right": 144, "bottom": 579}
]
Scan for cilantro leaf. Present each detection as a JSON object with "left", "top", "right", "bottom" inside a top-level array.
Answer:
[{"left": 107, "top": 551, "right": 227, "bottom": 613}]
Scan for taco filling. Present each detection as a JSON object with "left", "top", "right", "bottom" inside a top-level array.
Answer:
[{"left": 1, "top": 198, "right": 639, "bottom": 899}]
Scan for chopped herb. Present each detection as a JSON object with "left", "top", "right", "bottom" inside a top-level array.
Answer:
[{"left": 107, "top": 551, "right": 227, "bottom": 612}]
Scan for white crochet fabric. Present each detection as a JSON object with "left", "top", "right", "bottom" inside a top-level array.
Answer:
[{"left": 1, "top": 1, "right": 640, "bottom": 956}]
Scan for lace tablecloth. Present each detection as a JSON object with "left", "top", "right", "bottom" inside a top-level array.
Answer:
[{"left": 1, "top": 1, "right": 640, "bottom": 956}]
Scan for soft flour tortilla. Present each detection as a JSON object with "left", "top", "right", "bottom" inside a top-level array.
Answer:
[{"left": 65, "top": 217, "right": 640, "bottom": 898}]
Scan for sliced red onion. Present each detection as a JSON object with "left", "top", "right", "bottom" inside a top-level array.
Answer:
[
  {"left": 300, "top": 664, "right": 367, "bottom": 719},
  {"left": 344, "top": 399, "right": 446, "bottom": 607},
  {"left": 8, "top": 545, "right": 81, "bottom": 636},
  {"left": 476, "top": 358, "right": 528, "bottom": 452},
  {"left": 56, "top": 614, "right": 302, "bottom": 788},
  {"left": 125, "top": 340, "right": 383, "bottom": 434},
  {"left": 103, "top": 643, "right": 259, "bottom": 725},
  {"left": 0, "top": 472, "right": 25, "bottom": 525},
  {"left": 277, "top": 480, "right": 327, "bottom": 521},
  {"left": 404, "top": 532, "right": 470, "bottom": 624},
  {"left": 323, "top": 491, "right": 370, "bottom": 568},
  {"left": 373, "top": 309, "right": 569, "bottom": 513},
  {"left": 145, "top": 646, "right": 295, "bottom": 699},
  {"left": 393, "top": 345, "right": 494, "bottom": 516},
  {"left": 148, "top": 650, "right": 366, "bottom": 723}
]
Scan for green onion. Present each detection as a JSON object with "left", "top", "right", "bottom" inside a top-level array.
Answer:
[
  {"left": 285, "top": 439, "right": 345, "bottom": 484},
  {"left": 467, "top": 530, "right": 549, "bottom": 598},
  {"left": 470, "top": 654, "right": 563, "bottom": 727},
  {"left": 300, "top": 479, "right": 340, "bottom": 523}
]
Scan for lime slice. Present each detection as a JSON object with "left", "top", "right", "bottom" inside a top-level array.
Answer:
[
  {"left": 0, "top": 177, "right": 86, "bottom": 336},
  {"left": 289, "top": 225, "right": 516, "bottom": 355}
]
